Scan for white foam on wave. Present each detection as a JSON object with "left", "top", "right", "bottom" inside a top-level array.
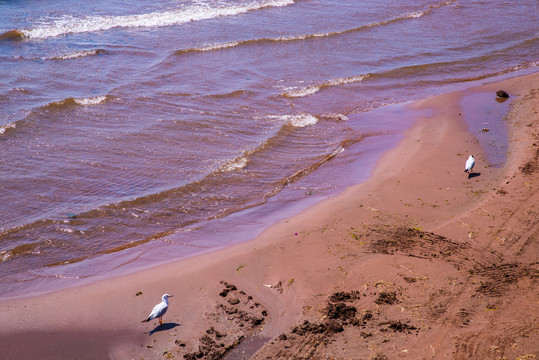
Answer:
[
  {"left": 282, "top": 86, "right": 320, "bottom": 98},
  {"left": 327, "top": 74, "right": 369, "bottom": 86},
  {"left": 0, "top": 122, "right": 16, "bottom": 135},
  {"left": 175, "top": 0, "right": 456, "bottom": 55},
  {"left": 0, "top": 251, "right": 11, "bottom": 262},
  {"left": 406, "top": 11, "right": 426, "bottom": 19},
  {"left": 45, "top": 49, "right": 105, "bottom": 60},
  {"left": 267, "top": 113, "right": 319, "bottom": 128},
  {"left": 283, "top": 113, "right": 318, "bottom": 128},
  {"left": 74, "top": 95, "right": 108, "bottom": 106},
  {"left": 275, "top": 32, "right": 331, "bottom": 42},
  {"left": 331, "top": 147, "right": 345, "bottom": 157},
  {"left": 432, "top": 0, "right": 457, "bottom": 9},
  {"left": 512, "top": 60, "right": 538, "bottom": 71},
  {"left": 21, "top": 0, "right": 295, "bottom": 39},
  {"left": 198, "top": 41, "right": 241, "bottom": 52},
  {"left": 220, "top": 156, "right": 248, "bottom": 172},
  {"left": 179, "top": 31, "right": 332, "bottom": 54},
  {"left": 282, "top": 74, "right": 368, "bottom": 98}
]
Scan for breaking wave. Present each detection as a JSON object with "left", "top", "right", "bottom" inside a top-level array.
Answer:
[
  {"left": 73, "top": 95, "right": 109, "bottom": 106},
  {"left": 220, "top": 156, "right": 249, "bottom": 172},
  {"left": 365, "top": 56, "right": 539, "bottom": 87},
  {"left": 0, "top": 122, "right": 17, "bottom": 135},
  {"left": 40, "top": 95, "right": 112, "bottom": 111},
  {"left": 451, "top": 60, "right": 539, "bottom": 83},
  {"left": 282, "top": 75, "right": 369, "bottom": 98},
  {"left": 267, "top": 113, "right": 319, "bottom": 128},
  {"left": 175, "top": 0, "right": 456, "bottom": 54},
  {"left": 44, "top": 49, "right": 107, "bottom": 60},
  {"left": 219, "top": 112, "right": 318, "bottom": 173},
  {"left": 283, "top": 113, "right": 318, "bottom": 128},
  {"left": 0, "top": 106, "right": 369, "bottom": 273},
  {"left": 283, "top": 46, "right": 538, "bottom": 100},
  {"left": 1, "top": 0, "right": 295, "bottom": 40}
]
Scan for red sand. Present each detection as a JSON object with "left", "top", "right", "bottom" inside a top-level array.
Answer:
[{"left": 1, "top": 73, "right": 537, "bottom": 360}]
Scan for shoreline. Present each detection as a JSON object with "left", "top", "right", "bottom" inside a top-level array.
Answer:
[
  {"left": 0, "top": 99, "right": 417, "bottom": 301},
  {"left": 1, "top": 72, "right": 537, "bottom": 359}
]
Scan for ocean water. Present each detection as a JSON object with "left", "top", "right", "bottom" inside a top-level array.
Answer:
[{"left": 0, "top": 0, "right": 537, "bottom": 298}]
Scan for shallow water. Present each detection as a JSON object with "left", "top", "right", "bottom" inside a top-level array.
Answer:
[
  {"left": 461, "top": 92, "right": 511, "bottom": 168},
  {"left": 0, "top": 0, "right": 537, "bottom": 298}
]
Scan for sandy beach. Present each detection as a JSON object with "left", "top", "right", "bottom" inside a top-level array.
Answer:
[{"left": 1, "top": 72, "right": 537, "bottom": 359}]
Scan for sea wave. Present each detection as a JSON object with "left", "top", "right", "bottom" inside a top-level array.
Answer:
[
  {"left": 268, "top": 113, "right": 319, "bottom": 128},
  {"left": 2, "top": 0, "right": 295, "bottom": 40},
  {"left": 366, "top": 54, "right": 539, "bottom": 87},
  {"left": 285, "top": 113, "right": 318, "bottom": 128},
  {"left": 0, "top": 242, "right": 44, "bottom": 263},
  {"left": 321, "top": 113, "right": 349, "bottom": 121},
  {"left": 207, "top": 89, "right": 252, "bottom": 99},
  {"left": 0, "top": 117, "right": 362, "bottom": 268},
  {"left": 261, "top": 130, "right": 395, "bottom": 201},
  {"left": 511, "top": 60, "right": 538, "bottom": 71},
  {"left": 1, "top": 49, "right": 107, "bottom": 61},
  {"left": 41, "top": 95, "right": 112, "bottom": 111},
  {"left": 175, "top": 0, "right": 456, "bottom": 54},
  {"left": 282, "top": 75, "right": 369, "bottom": 98},
  {"left": 0, "top": 122, "right": 17, "bottom": 135},
  {"left": 217, "top": 113, "right": 318, "bottom": 174},
  {"left": 73, "top": 95, "right": 109, "bottom": 106},
  {"left": 453, "top": 60, "right": 539, "bottom": 83},
  {"left": 220, "top": 156, "right": 249, "bottom": 172},
  {"left": 0, "top": 29, "right": 26, "bottom": 41},
  {"left": 212, "top": 123, "right": 359, "bottom": 202},
  {"left": 263, "top": 142, "right": 353, "bottom": 199},
  {"left": 281, "top": 85, "right": 320, "bottom": 98},
  {"left": 44, "top": 49, "right": 107, "bottom": 60}
]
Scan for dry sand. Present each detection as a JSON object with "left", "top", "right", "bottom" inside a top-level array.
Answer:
[{"left": 1, "top": 73, "right": 537, "bottom": 360}]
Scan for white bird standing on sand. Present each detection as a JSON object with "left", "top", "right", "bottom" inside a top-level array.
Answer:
[
  {"left": 142, "top": 294, "right": 172, "bottom": 325},
  {"left": 464, "top": 155, "right": 475, "bottom": 173}
]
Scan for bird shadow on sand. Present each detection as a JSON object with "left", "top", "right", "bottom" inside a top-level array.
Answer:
[
  {"left": 148, "top": 322, "right": 181, "bottom": 336},
  {"left": 468, "top": 172, "right": 481, "bottom": 179}
]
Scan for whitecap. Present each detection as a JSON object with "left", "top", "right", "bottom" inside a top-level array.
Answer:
[
  {"left": 221, "top": 156, "right": 248, "bottom": 172},
  {"left": 74, "top": 95, "right": 108, "bottom": 106},
  {"left": 0, "top": 251, "right": 11, "bottom": 262},
  {"left": 512, "top": 60, "right": 538, "bottom": 71},
  {"left": 282, "top": 74, "right": 368, "bottom": 99},
  {"left": 0, "top": 122, "right": 16, "bottom": 135},
  {"left": 174, "top": 0, "right": 456, "bottom": 57},
  {"left": 198, "top": 41, "right": 240, "bottom": 52},
  {"left": 405, "top": 11, "right": 426, "bottom": 18},
  {"left": 330, "top": 147, "right": 345, "bottom": 157},
  {"left": 45, "top": 49, "right": 106, "bottom": 60},
  {"left": 283, "top": 86, "right": 320, "bottom": 98},
  {"left": 284, "top": 113, "right": 318, "bottom": 128},
  {"left": 21, "top": 0, "right": 295, "bottom": 39},
  {"left": 326, "top": 74, "right": 369, "bottom": 86}
]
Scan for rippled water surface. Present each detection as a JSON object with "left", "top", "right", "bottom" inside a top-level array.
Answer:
[{"left": 0, "top": 0, "right": 537, "bottom": 297}]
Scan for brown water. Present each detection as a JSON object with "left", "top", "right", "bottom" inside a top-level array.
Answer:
[{"left": 0, "top": 0, "right": 537, "bottom": 298}]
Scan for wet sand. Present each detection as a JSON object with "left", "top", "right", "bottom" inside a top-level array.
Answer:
[{"left": 0, "top": 72, "right": 537, "bottom": 360}]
